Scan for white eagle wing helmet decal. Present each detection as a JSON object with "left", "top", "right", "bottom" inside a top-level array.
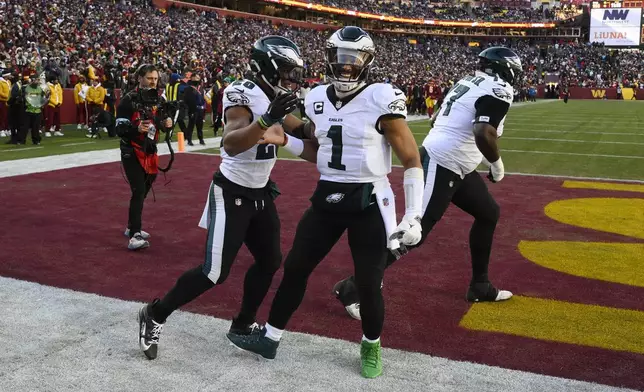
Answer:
[{"left": 266, "top": 44, "right": 304, "bottom": 67}]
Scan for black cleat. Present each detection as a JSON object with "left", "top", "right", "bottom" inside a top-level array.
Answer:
[
  {"left": 467, "top": 282, "right": 513, "bottom": 303},
  {"left": 229, "top": 317, "right": 261, "bottom": 336},
  {"left": 333, "top": 276, "right": 361, "bottom": 320},
  {"left": 138, "top": 299, "right": 164, "bottom": 360},
  {"left": 227, "top": 327, "right": 279, "bottom": 360}
]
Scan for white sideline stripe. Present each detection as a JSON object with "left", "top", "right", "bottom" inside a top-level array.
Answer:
[
  {"left": 0, "top": 276, "right": 634, "bottom": 392},
  {"left": 0, "top": 146, "right": 44, "bottom": 152},
  {"left": 503, "top": 149, "right": 644, "bottom": 159},
  {"left": 502, "top": 137, "right": 644, "bottom": 145},
  {"left": 511, "top": 130, "right": 644, "bottom": 136},
  {"left": 1, "top": 136, "right": 643, "bottom": 183},
  {"left": 0, "top": 136, "right": 222, "bottom": 178},
  {"left": 60, "top": 141, "right": 96, "bottom": 147},
  {"left": 189, "top": 151, "right": 644, "bottom": 184}
]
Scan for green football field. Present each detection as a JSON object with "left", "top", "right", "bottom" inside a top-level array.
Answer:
[{"left": 1, "top": 100, "right": 643, "bottom": 181}]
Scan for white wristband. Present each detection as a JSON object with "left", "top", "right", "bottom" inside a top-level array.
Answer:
[
  {"left": 282, "top": 134, "right": 304, "bottom": 157},
  {"left": 403, "top": 167, "right": 424, "bottom": 217}
]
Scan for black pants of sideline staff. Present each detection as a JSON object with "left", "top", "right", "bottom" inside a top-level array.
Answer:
[{"left": 121, "top": 152, "right": 157, "bottom": 238}]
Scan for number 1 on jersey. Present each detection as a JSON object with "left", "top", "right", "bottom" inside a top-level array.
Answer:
[{"left": 327, "top": 125, "right": 346, "bottom": 171}]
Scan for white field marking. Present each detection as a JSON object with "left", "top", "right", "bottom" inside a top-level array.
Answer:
[
  {"left": 0, "top": 146, "right": 44, "bottom": 152},
  {"left": 501, "top": 137, "right": 644, "bottom": 145},
  {"left": 502, "top": 149, "right": 644, "bottom": 159},
  {"left": 1, "top": 135, "right": 641, "bottom": 183},
  {"left": 190, "top": 151, "right": 644, "bottom": 184},
  {"left": 0, "top": 136, "right": 222, "bottom": 178},
  {"left": 505, "top": 118, "right": 644, "bottom": 125},
  {"left": 60, "top": 141, "right": 96, "bottom": 147},
  {"left": 510, "top": 130, "right": 644, "bottom": 136}
]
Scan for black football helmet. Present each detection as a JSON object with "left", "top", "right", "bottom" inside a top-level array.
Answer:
[
  {"left": 250, "top": 35, "right": 304, "bottom": 96},
  {"left": 478, "top": 47, "right": 522, "bottom": 85}
]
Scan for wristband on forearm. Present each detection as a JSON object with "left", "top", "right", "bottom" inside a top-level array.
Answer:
[
  {"left": 282, "top": 133, "right": 304, "bottom": 157},
  {"left": 403, "top": 167, "right": 424, "bottom": 217},
  {"left": 258, "top": 113, "right": 284, "bottom": 130}
]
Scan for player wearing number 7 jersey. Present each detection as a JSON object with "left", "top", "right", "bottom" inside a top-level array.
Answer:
[
  {"left": 226, "top": 26, "right": 424, "bottom": 379},
  {"left": 333, "top": 47, "right": 521, "bottom": 321},
  {"left": 136, "top": 35, "right": 306, "bottom": 360}
]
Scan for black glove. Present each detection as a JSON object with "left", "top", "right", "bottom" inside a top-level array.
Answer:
[{"left": 264, "top": 92, "right": 299, "bottom": 124}]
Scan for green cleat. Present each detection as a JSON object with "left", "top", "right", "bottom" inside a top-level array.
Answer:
[{"left": 360, "top": 339, "right": 383, "bottom": 378}]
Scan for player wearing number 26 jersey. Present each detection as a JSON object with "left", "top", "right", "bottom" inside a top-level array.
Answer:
[
  {"left": 333, "top": 46, "right": 522, "bottom": 324},
  {"left": 136, "top": 35, "right": 307, "bottom": 361},
  {"left": 226, "top": 26, "right": 425, "bottom": 379}
]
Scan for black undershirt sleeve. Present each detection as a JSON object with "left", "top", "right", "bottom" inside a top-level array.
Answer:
[{"left": 473, "top": 95, "right": 510, "bottom": 129}]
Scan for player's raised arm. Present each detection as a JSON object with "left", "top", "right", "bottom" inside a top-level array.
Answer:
[{"left": 223, "top": 92, "right": 299, "bottom": 156}]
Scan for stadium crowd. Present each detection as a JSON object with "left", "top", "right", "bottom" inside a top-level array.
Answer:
[
  {"left": 307, "top": 0, "right": 582, "bottom": 22},
  {"left": 0, "top": 0, "right": 642, "bottom": 140}
]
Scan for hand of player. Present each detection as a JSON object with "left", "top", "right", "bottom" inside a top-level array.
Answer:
[
  {"left": 389, "top": 214, "right": 423, "bottom": 246},
  {"left": 487, "top": 157, "right": 505, "bottom": 183},
  {"left": 164, "top": 117, "right": 172, "bottom": 129},
  {"left": 266, "top": 92, "right": 299, "bottom": 121},
  {"left": 138, "top": 120, "right": 151, "bottom": 133},
  {"left": 259, "top": 124, "right": 285, "bottom": 146}
]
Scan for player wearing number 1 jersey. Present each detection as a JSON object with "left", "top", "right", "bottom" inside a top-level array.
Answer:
[
  {"left": 226, "top": 26, "right": 424, "bottom": 379},
  {"left": 136, "top": 35, "right": 306, "bottom": 360},
  {"left": 333, "top": 47, "right": 522, "bottom": 319}
]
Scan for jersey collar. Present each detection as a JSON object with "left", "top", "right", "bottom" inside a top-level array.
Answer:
[{"left": 326, "top": 84, "right": 370, "bottom": 110}]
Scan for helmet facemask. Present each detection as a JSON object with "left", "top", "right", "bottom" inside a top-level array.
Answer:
[{"left": 325, "top": 47, "right": 374, "bottom": 94}]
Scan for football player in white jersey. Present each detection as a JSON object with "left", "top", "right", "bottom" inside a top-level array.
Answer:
[
  {"left": 226, "top": 26, "right": 424, "bottom": 379},
  {"left": 332, "top": 47, "right": 521, "bottom": 320},
  {"left": 136, "top": 36, "right": 306, "bottom": 360}
]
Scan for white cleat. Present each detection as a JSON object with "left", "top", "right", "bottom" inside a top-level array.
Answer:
[
  {"left": 124, "top": 228, "right": 150, "bottom": 239},
  {"left": 0, "top": 131, "right": 6, "bottom": 137},
  {"left": 53, "top": 131, "right": 64, "bottom": 136},
  {"left": 495, "top": 290, "right": 513, "bottom": 301},
  {"left": 44, "top": 131, "right": 52, "bottom": 137},
  {"left": 345, "top": 303, "right": 361, "bottom": 320},
  {"left": 77, "top": 124, "right": 82, "bottom": 130},
  {"left": 128, "top": 233, "right": 150, "bottom": 251}
]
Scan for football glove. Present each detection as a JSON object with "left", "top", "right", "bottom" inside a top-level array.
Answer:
[
  {"left": 388, "top": 238, "right": 409, "bottom": 260},
  {"left": 260, "top": 92, "right": 299, "bottom": 128},
  {"left": 390, "top": 214, "right": 422, "bottom": 246},
  {"left": 487, "top": 157, "right": 505, "bottom": 183}
]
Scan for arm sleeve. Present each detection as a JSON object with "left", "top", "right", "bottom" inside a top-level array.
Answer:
[
  {"left": 473, "top": 95, "right": 510, "bottom": 129},
  {"left": 375, "top": 84, "right": 408, "bottom": 134}
]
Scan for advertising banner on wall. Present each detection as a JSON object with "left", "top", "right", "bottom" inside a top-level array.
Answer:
[{"left": 589, "top": 8, "right": 642, "bottom": 46}]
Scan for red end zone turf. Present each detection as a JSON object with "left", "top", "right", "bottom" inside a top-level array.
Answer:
[{"left": 0, "top": 154, "right": 642, "bottom": 390}]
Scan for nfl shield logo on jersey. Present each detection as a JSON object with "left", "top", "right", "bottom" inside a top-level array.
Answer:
[
  {"left": 382, "top": 197, "right": 389, "bottom": 207},
  {"left": 235, "top": 198, "right": 242, "bottom": 206},
  {"left": 325, "top": 193, "right": 345, "bottom": 203}
]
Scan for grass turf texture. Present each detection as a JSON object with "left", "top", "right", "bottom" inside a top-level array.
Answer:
[{"left": 2, "top": 100, "right": 643, "bottom": 181}]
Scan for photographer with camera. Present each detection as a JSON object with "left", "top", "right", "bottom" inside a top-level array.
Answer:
[{"left": 115, "top": 64, "right": 173, "bottom": 251}]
